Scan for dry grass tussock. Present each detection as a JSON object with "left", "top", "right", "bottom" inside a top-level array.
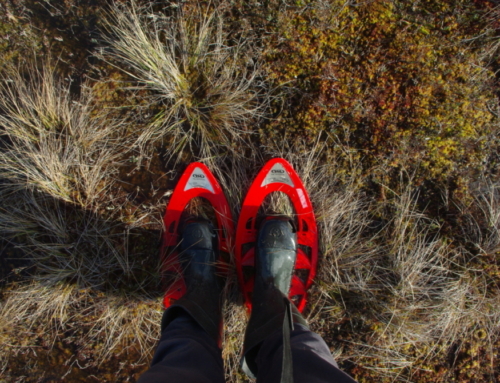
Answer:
[
  {"left": 0, "top": 62, "right": 162, "bottom": 365},
  {"left": 0, "top": 63, "right": 135, "bottom": 288},
  {"left": 0, "top": 189, "right": 141, "bottom": 288},
  {"left": 478, "top": 5, "right": 500, "bottom": 65},
  {"left": 102, "top": 1, "right": 267, "bottom": 159},
  {"left": 0, "top": 63, "right": 124, "bottom": 208},
  {"left": 342, "top": 182, "right": 500, "bottom": 378},
  {"left": 0, "top": 281, "right": 161, "bottom": 364},
  {"left": 359, "top": 189, "right": 455, "bottom": 373},
  {"left": 440, "top": 181, "right": 500, "bottom": 348}
]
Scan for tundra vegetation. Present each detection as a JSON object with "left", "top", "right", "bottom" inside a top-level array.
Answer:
[{"left": 0, "top": 0, "right": 499, "bottom": 382}]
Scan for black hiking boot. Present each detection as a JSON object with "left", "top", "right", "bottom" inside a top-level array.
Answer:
[
  {"left": 161, "top": 221, "right": 223, "bottom": 345},
  {"left": 241, "top": 218, "right": 308, "bottom": 379}
]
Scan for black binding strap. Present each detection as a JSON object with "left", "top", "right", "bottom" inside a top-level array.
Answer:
[{"left": 280, "top": 298, "right": 295, "bottom": 383}]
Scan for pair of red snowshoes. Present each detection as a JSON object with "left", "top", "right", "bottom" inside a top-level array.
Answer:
[{"left": 160, "top": 158, "right": 318, "bottom": 314}]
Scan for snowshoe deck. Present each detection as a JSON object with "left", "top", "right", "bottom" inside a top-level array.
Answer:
[
  {"left": 235, "top": 158, "right": 318, "bottom": 313},
  {"left": 161, "top": 162, "right": 234, "bottom": 309}
]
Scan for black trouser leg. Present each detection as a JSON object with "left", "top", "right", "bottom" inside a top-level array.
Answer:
[
  {"left": 255, "top": 324, "right": 358, "bottom": 383},
  {"left": 138, "top": 311, "right": 224, "bottom": 383}
]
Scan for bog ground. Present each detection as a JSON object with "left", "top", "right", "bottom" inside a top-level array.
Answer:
[{"left": 0, "top": 0, "right": 499, "bottom": 382}]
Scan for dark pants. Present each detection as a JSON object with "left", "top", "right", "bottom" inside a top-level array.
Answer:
[{"left": 138, "top": 312, "right": 357, "bottom": 383}]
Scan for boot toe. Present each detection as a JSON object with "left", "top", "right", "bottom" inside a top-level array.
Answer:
[
  {"left": 257, "top": 220, "right": 296, "bottom": 251},
  {"left": 181, "top": 221, "right": 215, "bottom": 251},
  {"left": 256, "top": 219, "right": 297, "bottom": 294}
]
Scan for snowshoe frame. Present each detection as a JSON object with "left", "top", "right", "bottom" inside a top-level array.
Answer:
[
  {"left": 235, "top": 158, "right": 318, "bottom": 313},
  {"left": 160, "top": 162, "right": 234, "bottom": 309}
]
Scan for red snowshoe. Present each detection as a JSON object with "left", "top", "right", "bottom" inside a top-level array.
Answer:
[
  {"left": 235, "top": 158, "right": 318, "bottom": 313},
  {"left": 160, "top": 162, "right": 234, "bottom": 309}
]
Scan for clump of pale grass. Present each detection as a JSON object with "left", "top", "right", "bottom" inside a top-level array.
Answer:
[
  {"left": 0, "top": 281, "right": 162, "bottom": 363},
  {"left": 85, "top": 293, "right": 162, "bottom": 361},
  {"left": 0, "top": 62, "right": 163, "bottom": 366},
  {"left": 478, "top": 5, "right": 500, "bottom": 65},
  {"left": 461, "top": 180, "right": 500, "bottom": 255},
  {"left": 346, "top": 182, "right": 499, "bottom": 378},
  {"left": 0, "top": 63, "right": 125, "bottom": 209},
  {"left": 438, "top": 180, "right": 500, "bottom": 352},
  {"left": 103, "top": 2, "right": 266, "bottom": 158},
  {"left": 0, "top": 282, "right": 78, "bottom": 375},
  {"left": 314, "top": 183, "right": 377, "bottom": 300},
  {"left": 436, "top": 268, "right": 499, "bottom": 346},
  {"left": 371, "top": 190, "right": 453, "bottom": 365},
  {"left": 0, "top": 62, "right": 140, "bottom": 287},
  {"left": 0, "top": 281, "right": 78, "bottom": 336}
]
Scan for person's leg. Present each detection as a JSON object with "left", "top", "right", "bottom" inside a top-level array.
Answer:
[
  {"left": 241, "top": 219, "right": 358, "bottom": 383},
  {"left": 137, "top": 310, "right": 224, "bottom": 383},
  {"left": 139, "top": 221, "right": 225, "bottom": 383},
  {"left": 254, "top": 324, "right": 357, "bottom": 383}
]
